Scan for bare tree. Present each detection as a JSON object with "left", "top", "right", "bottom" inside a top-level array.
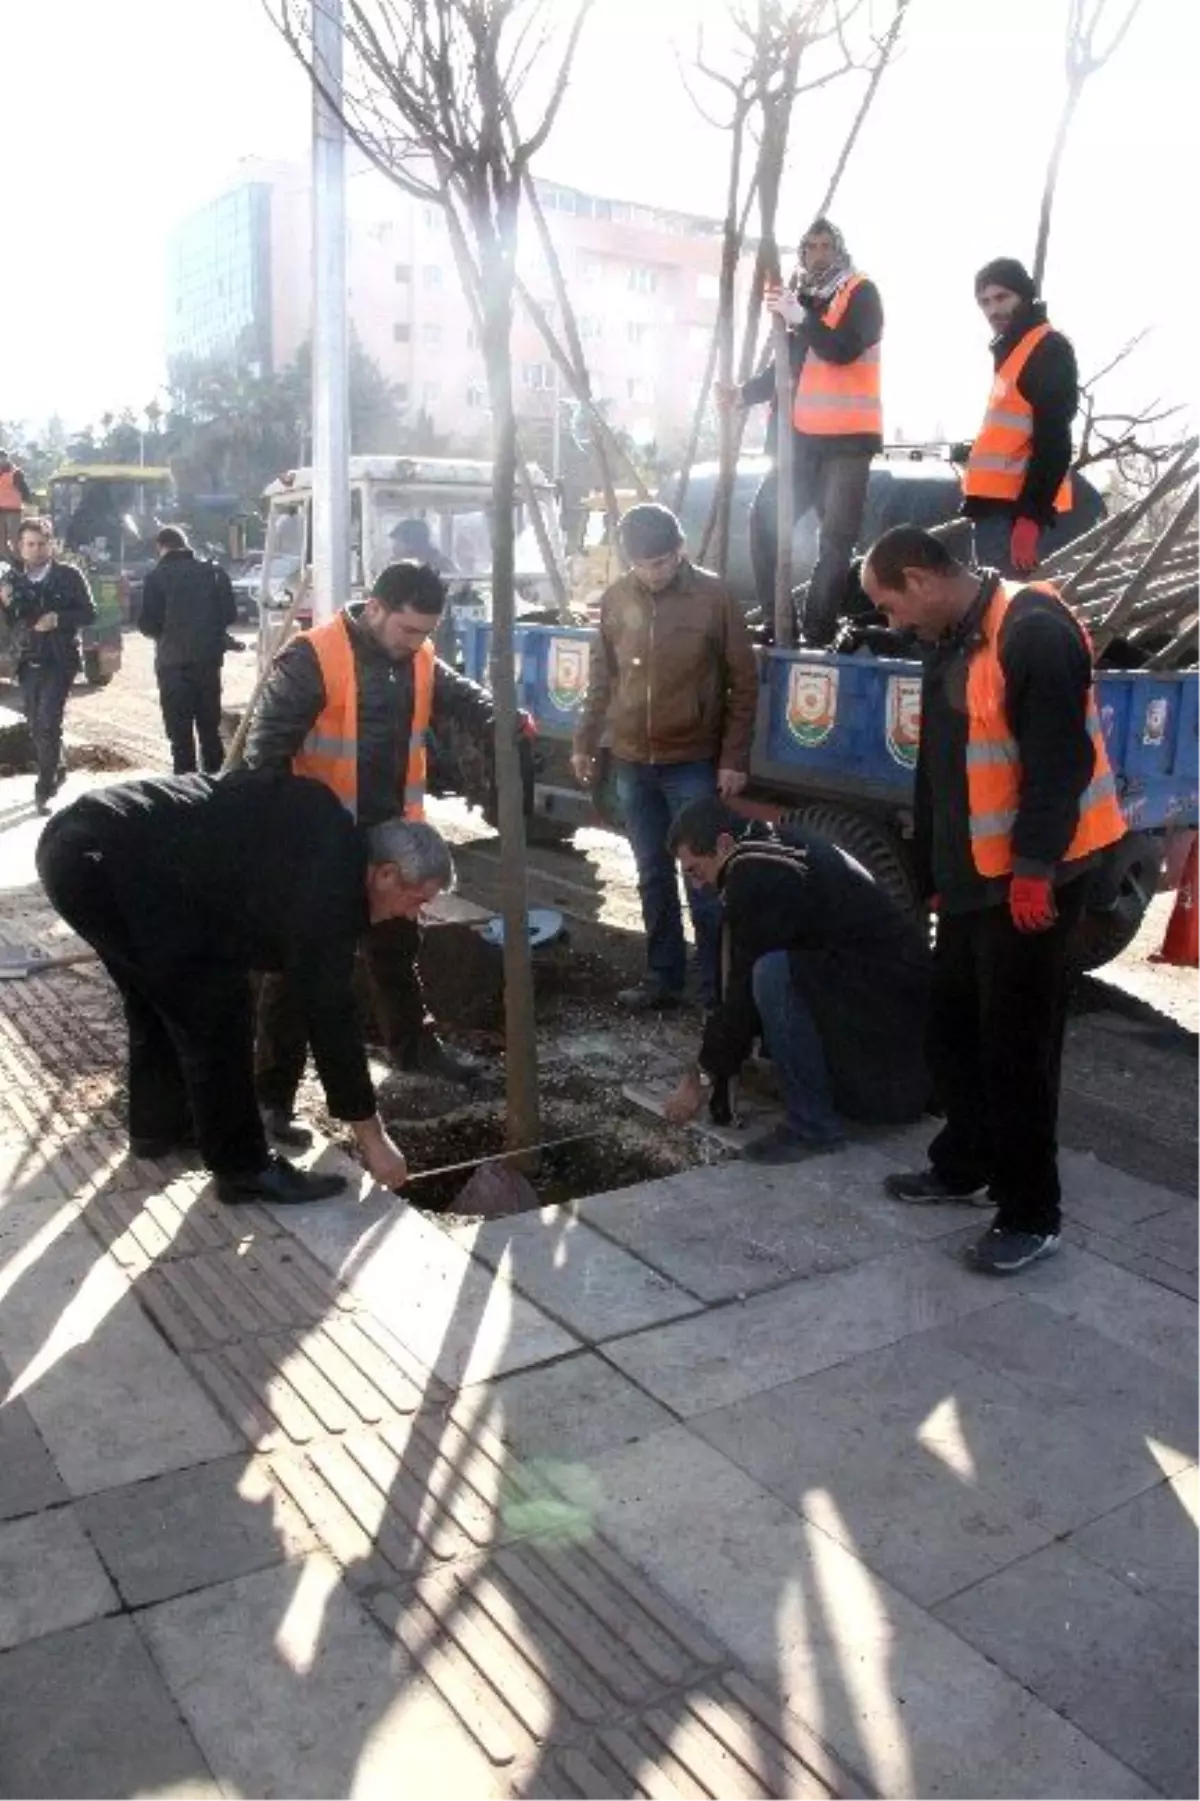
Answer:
[
  {"left": 267, "top": 0, "right": 594, "bottom": 1151},
  {"left": 1033, "top": 0, "right": 1146, "bottom": 289}
]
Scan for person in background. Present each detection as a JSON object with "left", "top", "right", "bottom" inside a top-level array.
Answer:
[
  {"left": 958, "top": 257, "right": 1079, "bottom": 577},
  {"left": 138, "top": 526, "right": 240, "bottom": 774},
  {"left": 0, "top": 450, "right": 33, "bottom": 559},
  {"left": 572, "top": 502, "right": 758, "bottom": 1012},
  {"left": 662, "top": 799, "right": 930, "bottom": 1162},
  {"left": 390, "top": 517, "right": 457, "bottom": 576},
  {"left": 716, "top": 217, "right": 883, "bottom": 646},
  {"left": 861, "top": 526, "right": 1125, "bottom": 1274},
  {"left": 0, "top": 517, "right": 96, "bottom": 813}
]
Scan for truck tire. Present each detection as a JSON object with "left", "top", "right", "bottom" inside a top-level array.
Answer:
[
  {"left": 83, "top": 651, "right": 114, "bottom": 689},
  {"left": 1071, "top": 833, "right": 1164, "bottom": 973},
  {"left": 782, "top": 802, "right": 923, "bottom": 915}
]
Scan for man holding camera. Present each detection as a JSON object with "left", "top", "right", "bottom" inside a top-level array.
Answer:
[{"left": 0, "top": 517, "right": 96, "bottom": 813}]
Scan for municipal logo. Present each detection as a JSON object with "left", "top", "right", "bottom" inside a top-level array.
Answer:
[
  {"left": 548, "top": 636, "right": 588, "bottom": 712},
  {"left": 785, "top": 664, "right": 839, "bottom": 748},
  {"left": 885, "top": 675, "right": 922, "bottom": 768},
  {"left": 1142, "top": 697, "right": 1169, "bottom": 748}
]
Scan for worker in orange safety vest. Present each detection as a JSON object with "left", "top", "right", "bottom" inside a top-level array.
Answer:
[
  {"left": 958, "top": 257, "right": 1079, "bottom": 579},
  {"left": 716, "top": 217, "right": 883, "bottom": 647},
  {"left": 0, "top": 450, "right": 33, "bottom": 559}
]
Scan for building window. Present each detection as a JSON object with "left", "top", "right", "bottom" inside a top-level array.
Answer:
[
  {"left": 466, "top": 383, "right": 486, "bottom": 408},
  {"left": 576, "top": 316, "right": 600, "bottom": 341},
  {"left": 423, "top": 323, "right": 442, "bottom": 346},
  {"left": 423, "top": 381, "right": 440, "bottom": 404},
  {"left": 424, "top": 265, "right": 444, "bottom": 288},
  {"left": 627, "top": 377, "right": 654, "bottom": 403},
  {"left": 394, "top": 262, "right": 412, "bottom": 282},
  {"left": 628, "top": 266, "right": 658, "bottom": 295},
  {"left": 627, "top": 321, "right": 650, "bottom": 346},
  {"left": 393, "top": 322, "right": 411, "bottom": 342},
  {"left": 521, "top": 362, "right": 556, "bottom": 391}
]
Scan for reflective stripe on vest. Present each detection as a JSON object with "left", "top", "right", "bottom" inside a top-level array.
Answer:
[
  {"left": 963, "top": 322, "right": 1073, "bottom": 512},
  {"left": 965, "top": 580, "right": 1126, "bottom": 877},
  {"left": 291, "top": 612, "right": 435, "bottom": 822},
  {"left": 791, "top": 275, "right": 883, "bottom": 438}
]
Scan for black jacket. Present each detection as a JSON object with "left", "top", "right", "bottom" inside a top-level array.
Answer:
[
  {"left": 699, "top": 824, "right": 929, "bottom": 1122},
  {"left": 914, "top": 575, "right": 1100, "bottom": 913},
  {"left": 139, "top": 549, "right": 237, "bottom": 667},
  {"left": 0, "top": 558, "right": 96, "bottom": 671},
  {"left": 961, "top": 302, "right": 1078, "bottom": 526},
  {"left": 49, "top": 770, "right": 376, "bottom": 1120},
  {"left": 741, "top": 276, "right": 884, "bottom": 458},
  {"left": 245, "top": 602, "right": 496, "bottom": 826}
]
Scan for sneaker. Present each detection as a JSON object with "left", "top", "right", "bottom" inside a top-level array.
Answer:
[
  {"left": 261, "top": 1106, "right": 314, "bottom": 1151},
  {"left": 617, "top": 981, "right": 683, "bottom": 1013},
  {"left": 216, "top": 1154, "right": 347, "bottom": 1207},
  {"left": 742, "top": 1123, "right": 845, "bottom": 1164},
  {"left": 884, "top": 1168, "right": 989, "bottom": 1205},
  {"left": 34, "top": 792, "right": 51, "bottom": 817},
  {"left": 964, "top": 1226, "right": 1061, "bottom": 1275}
]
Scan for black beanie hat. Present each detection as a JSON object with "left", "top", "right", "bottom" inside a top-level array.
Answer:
[
  {"left": 619, "top": 502, "right": 684, "bottom": 560},
  {"left": 974, "top": 257, "right": 1038, "bottom": 302}
]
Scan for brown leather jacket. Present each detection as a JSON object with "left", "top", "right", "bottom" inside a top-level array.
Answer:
[{"left": 574, "top": 560, "right": 758, "bottom": 770}]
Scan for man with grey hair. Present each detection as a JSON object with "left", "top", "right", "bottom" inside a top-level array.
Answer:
[{"left": 37, "top": 769, "right": 455, "bottom": 1204}]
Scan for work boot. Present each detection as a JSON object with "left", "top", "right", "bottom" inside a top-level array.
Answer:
[
  {"left": 395, "top": 1032, "right": 483, "bottom": 1087},
  {"left": 884, "top": 1168, "right": 989, "bottom": 1205},
  {"left": 215, "top": 1154, "right": 347, "bottom": 1207},
  {"left": 617, "top": 979, "right": 683, "bottom": 1013},
  {"left": 261, "top": 1106, "right": 314, "bottom": 1151},
  {"left": 34, "top": 789, "right": 51, "bottom": 817}
]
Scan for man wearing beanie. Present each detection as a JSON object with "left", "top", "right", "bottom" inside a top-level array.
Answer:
[
  {"left": 716, "top": 217, "right": 883, "bottom": 646},
  {"left": 572, "top": 503, "right": 758, "bottom": 1012},
  {"left": 960, "top": 258, "right": 1079, "bottom": 577}
]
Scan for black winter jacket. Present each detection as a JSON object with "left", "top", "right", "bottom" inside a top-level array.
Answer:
[
  {"left": 139, "top": 550, "right": 238, "bottom": 667},
  {"left": 244, "top": 602, "right": 496, "bottom": 826},
  {"left": 741, "top": 277, "right": 884, "bottom": 459},
  {"left": 913, "top": 574, "right": 1101, "bottom": 913},
  {"left": 961, "top": 302, "right": 1078, "bottom": 526},
  {"left": 1, "top": 559, "right": 96, "bottom": 672}
]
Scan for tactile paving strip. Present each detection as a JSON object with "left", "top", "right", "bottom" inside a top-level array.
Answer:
[{"left": 84, "top": 1178, "right": 283, "bottom": 1265}]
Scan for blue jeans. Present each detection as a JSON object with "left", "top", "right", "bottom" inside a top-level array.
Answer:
[
  {"left": 614, "top": 758, "right": 723, "bottom": 999},
  {"left": 970, "top": 511, "right": 1071, "bottom": 579},
  {"left": 751, "top": 951, "right": 844, "bottom": 1143}
]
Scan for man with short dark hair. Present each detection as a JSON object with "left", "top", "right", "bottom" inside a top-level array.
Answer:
[
  {"left": 37, "top": 770, "right": 451, "bottom": 1201},
  {"left": 661, "top": 798, "right": 929, "bottom": 1161},
  {"left": 959, "top": 257, "right": 1078, "bottom": 577},
  {"left": 139, "top": 526, "right": 239, "bottom": 773},
  {"left": 861, "top": 525, "right": 1125, "bottom": 1273},
  {"left": 572, "top": 503, "right": 758, "bottom": 1011},
  {"left": 0, "top": 517, "right": 96, "bottom": 813},
  {"left": 245, "top": 559, "right": 498, "bottom": 1137}
]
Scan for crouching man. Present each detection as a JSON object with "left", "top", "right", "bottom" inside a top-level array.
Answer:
[
  {"left": 661, "top": 799, "right": 930, "bottom": 1162},
  {"left": 37, "top": 769, "right": 453, "bottom": 1204}
]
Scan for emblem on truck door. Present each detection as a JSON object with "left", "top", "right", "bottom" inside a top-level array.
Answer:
[
  {"left": 548, "top": 636, "right": 588, "bottom": 712},
  {"left": 785, "top": 664, "right": 839, "bottom": 748},
  {"left": 885, "top": 675, "right": 922, "bottom": 768}
]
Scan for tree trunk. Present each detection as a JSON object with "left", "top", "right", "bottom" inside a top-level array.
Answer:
[
  {"left": 771, "top": 308, "right": 795, "bottom": 647},
  {"left": 1032, "top": 75, "right": 1083, "bottom": 291}
]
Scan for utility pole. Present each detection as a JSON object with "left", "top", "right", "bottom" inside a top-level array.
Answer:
[{"left": 310, "top": 0, "right": 349, "bottom": 622}]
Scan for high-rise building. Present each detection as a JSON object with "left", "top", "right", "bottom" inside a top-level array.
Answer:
[{"left": 165, "top": 178, "right": 274, "bottom": 372}]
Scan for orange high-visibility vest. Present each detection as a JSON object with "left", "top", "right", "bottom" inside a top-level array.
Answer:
[
  {"left": 963, "top": 323, "right": 1073, "bottom": 512},
  {"left": 0, "top": 472, "right": 22, "bottom": 512},
  {"left": 966, "top": 580, "right": 1125, "bottom": 878},
  {"left": 291, "top": 612, "right": 434, "bottom": 822},
  {"left": 791, "top": 274, "right": 882, "bottom": 438}
]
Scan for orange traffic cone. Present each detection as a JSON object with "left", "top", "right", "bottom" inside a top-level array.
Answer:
[{"left": 1152, "top": 838, "right": 1199, "bottom": 967}]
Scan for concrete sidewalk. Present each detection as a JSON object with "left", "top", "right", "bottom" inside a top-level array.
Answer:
[{"left": 0, "top": 781, "right": 1196, "bottom": 1798}]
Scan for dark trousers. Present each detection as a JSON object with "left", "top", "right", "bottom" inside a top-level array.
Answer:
[
  {"left": 751, "top": 951, "right": 843, "bottom": 1142},
  {"left": 19, "top": 658, "right": 74, "bottom": 801},
  {"left": 157, "top": 662, "right": 225, "bottom": 774},
  {"left": 37, "top": 814, "right": 269, "bottom": 1176},
  {"left": 750, "top": 440, "right": 872, "bottom": 644},
  {"left": 255, "top": 915, "right": 427, "bottom": 1113},
  {"left": 925, "top": 881, "right": 1086, "bottom": 1235},
  {"left": 970, "top": 512, "right": 1072, "bottom": 580},
  {"left": 613, "top": 758, "right": 723, "bottom": 1001}
]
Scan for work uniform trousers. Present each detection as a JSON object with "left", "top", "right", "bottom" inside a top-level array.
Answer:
[
  {"left": 157, "top": 661, "right": 225, "bottom": 774},
  {"left": 750, "top": 440, "right": 872, "bottom": 645},
  {"left": 924, "top": 879, "right": 1087, "bottom": 1236},
  {"left": 255, "top": 916, "right": 427, "bottom": 1115},
  {"left": 19, "top": 658, "right": 74, "bottom": 802},
  {"left": 36, "top": 813, "right": 270, "bottom": 1176}
]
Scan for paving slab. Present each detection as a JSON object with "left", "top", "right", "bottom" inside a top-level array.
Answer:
[
  {"left": 0, "top": 1615, "right": 219, "bottom": 1798},
  {"left": 603, "top": 1237, "right": 1007, "bottom": 1417},
  {"left": 1026, "top": 1244, "right": 1199, "bottom": 1380},
  {"left": 1135, "top": 1201, "right": 1199, "bottom": 1271},
  {"left": 1067, "top": 1467, "right": 1199, "bottom": 1626},
  {"left": 0, "top": 1214, "right": 238, "bottom": 1493},
  {"left": 935, "top": 1539, "right": 1198, "bottom": 1799},
  {"left": 452, "top": 1350, "right": 676, "bottom": 1463},
  {"left": 0, "top": 1366, "right": 66, "bottom": 1520},
  {"left": 448, "top": 1205, "right": 704, "bottom": 1341},
  {"left": 1059, "top": 1146, "right": 1186, "bottom": 1235},
  {"left": 142, "top": 1552, "right": 505, "bottom": 1799},
  {"left": 76, "top": 1452, "right": 319, "bottom": 1607},
  {"left": 0, "top": 1506, "right": 118, "bottom": 1651},
  {"left": 1075, "top": 1220, "right": 1199, "bottom": 1300},
  {"left": 577, "top": 1148, "right": 973, "bottom": 1305},
  {"left": 584, "top": 1426, "right": 1151, "bottom": 1799}
]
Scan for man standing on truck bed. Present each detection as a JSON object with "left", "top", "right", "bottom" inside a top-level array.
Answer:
[
  {"left": 716, "top": 218, "right": 883, "bottom": 647},
  {"left": 138, "top": 526, "right": 240, "bottom": 774},
  {"left": 862, "top": 526, "right": 1125, "bottom": 1275},
  {"left": 959, "top": 257, "right": 1079, "bottom": 578},
  {"left": 571, "top": 502, "right": 758, "bottom": 1012},
  {"left": 0, "top": 517, "right": 96, "bottom": 814},
  {"left": 245, "top": 558, "right": 498, "bottom": 1144}
]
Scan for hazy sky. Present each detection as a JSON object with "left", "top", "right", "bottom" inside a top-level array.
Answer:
[{"left": 7, "top": 0, "right": 1194, "bottom": 444}]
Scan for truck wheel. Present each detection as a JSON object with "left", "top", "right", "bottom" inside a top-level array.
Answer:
[
  {"left": 83, "top": 651, "right": 113, "bottom": 689},
  {"left": 1071, "top": 833, "right": 1164, "bottom": 973},
  {"left": 782, "top": 803, "right": 923, "bottom": 915}
]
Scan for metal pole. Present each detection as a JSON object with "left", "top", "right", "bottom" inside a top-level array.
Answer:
[{"left": 310, "top": 0, "right": 349, "bottom": 623}]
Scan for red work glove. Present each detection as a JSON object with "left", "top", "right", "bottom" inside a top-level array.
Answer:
[
  {"left": 1010, "top": 516, "right": 1041, "bottom": 574},
  {"left": 516, "top": 708, "right": 537, "bottom": 739},
  {"left": 1009, "top": 875, "right": 1057, "bottom": 933}
]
